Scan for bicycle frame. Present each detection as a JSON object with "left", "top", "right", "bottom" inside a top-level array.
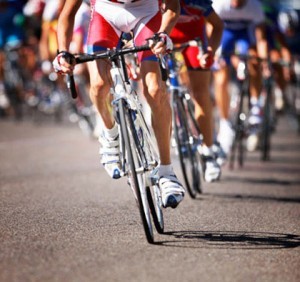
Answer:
[{"left": 110, "top": 58, "right": 159, "bottom": 175}]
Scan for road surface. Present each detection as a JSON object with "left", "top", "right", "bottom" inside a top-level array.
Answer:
[{"left": 0, "top": 114, "right": 299, "bottom": 282}]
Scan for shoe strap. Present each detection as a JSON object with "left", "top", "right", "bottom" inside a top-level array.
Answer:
[
  {"left": 98, "top": 137, "right": 119, "bottom": 148},
  {"left": 159, "top": 175, "right": 184, "bottom": 193},
  {"left": 99, "top": 146, "right": 119, "bottom": 155}
]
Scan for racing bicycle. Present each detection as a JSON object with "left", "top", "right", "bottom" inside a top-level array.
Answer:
[
  {"left": 228, "top": 55, "right": 251, "bottom": 169},
  {"left": 64, "top": 39, "right": 165, "bottom": 244},
  {"left": 166, "top": 39, "right": 204, "bottom": 198}
]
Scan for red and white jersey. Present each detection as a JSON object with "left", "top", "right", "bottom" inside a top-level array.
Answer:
[
  {"left": 87, "top": 0, "right": 162, "bottom": 60},
  {"left": 91, "top": 0, "right": 159, "bottom": 33}
]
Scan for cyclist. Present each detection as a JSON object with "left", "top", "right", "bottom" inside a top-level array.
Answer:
[
  {"left": 53, "top": 0, "right": 185, "bottom": 209},
  {"left": 212, "top": 0, "right": 269, "bottom": 154},
  {"left": 169, "top": 0, "right": 224, "bottom": 182},
  {"left": 260, "top": 0, "right": 292, "bottom": 113},
  {"left": 277, "top": 8, "right": 300, "bottom": 57},
  {"left": 39, "top": 0, "right": 65, "bottom": 69}
]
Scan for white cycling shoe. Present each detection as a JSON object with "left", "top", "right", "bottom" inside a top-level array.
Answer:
[
  {"left": 99, "top": 135, "right": 122, "bottom": 179},
  {"left": 159, "top": 175, "right": 185, "bottom": 209},
  {"left": 203, "top": 156, "right": 221, "bottom": 183},
  {"left": 247, "top": 105, "right": 263, "bottom": 152},
  {"left": 246, "top": 133, "right": 259, "bottom": 152},
  {"left": 212, "top": 142, "right": 227, "bottom": 167},
  {"left": 200, "top": 145, "right": 221, "bottom": 182},
  {"left": 218, "top": 119, "right": 235, "bottom": 155}
]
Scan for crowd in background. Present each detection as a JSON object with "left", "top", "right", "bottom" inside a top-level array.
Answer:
[{"left": 0, "top": 0, "right": 299, "bottom": 122}]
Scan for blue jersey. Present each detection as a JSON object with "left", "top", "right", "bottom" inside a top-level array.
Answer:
[{"left": 181, "top": 0, "right": 214, "bottom": 17}]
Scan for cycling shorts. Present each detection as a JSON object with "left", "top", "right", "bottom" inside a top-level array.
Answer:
[
  {"left": 220, "top": 28, "right": 252, "bottom": 65},
  {"left": 170, "top": 6, "right": 206, "bottom": 70},
  {"left": 87, "top": 0, "right": 160, "bottom": 62}
]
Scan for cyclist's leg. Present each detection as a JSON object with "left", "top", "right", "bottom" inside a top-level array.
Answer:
[
  {"left": 169, "top": 10, "right": 220, "bottom": 181},
  {"left": 134, "top": 13, "right": 185, "bottom": 208},
  {"left": 188, "top": 69, "right": 213, "bottom": 146},
  {"left": 172, "top": 14, "right": 214, "bottom": 148},
  {"left": 214, "top": 65, "right": 235, "bottom": 155},
  {"left": 270, "top": 48, "right": 286, "bottom": 112},
  {"left": 86, "top": 11, "right": 122, "bottom": 178},
  {"left": 213, "top": 28, "right": 236, "bottom": 155},
  {"left": 248, "top": 47, "right": 262, "bottom": 103},
  {"left": 247, "top": 46, "right": 264, "bottom": 152},
  {"left": 139, "top": 60, "right": 184, "bottom": 207},
  {"left": 183, "top": 45, "right": 221, "bottom": 180},
  {"left": 188, "top": 69, "right": 221, "bottom": 181}
]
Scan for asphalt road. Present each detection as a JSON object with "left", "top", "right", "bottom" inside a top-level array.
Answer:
[{"left": 0, "top": 114, "right": 299, "bottom": 282}]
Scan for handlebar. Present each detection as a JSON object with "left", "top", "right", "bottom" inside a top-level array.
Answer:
[
  {"left": 75, "top": 44, "right": 151, "bottom": 64},
  {"left": 66, "top": 43, "right": 168, "bottom": 99},
  {"left": 220, "top": 52, "right": 291, "bottom": 67},
  {"left": 173, "top": 37, "right": 204, "bottom": 53},
  {"left": 66, "top": 75, "right": 77, "bottom": 99}
]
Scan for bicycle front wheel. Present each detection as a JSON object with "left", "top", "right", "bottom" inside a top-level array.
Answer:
[
  {"left": 135, "top": 114, "right": 164, "bottom": 234},
  {"left": 118, "top": 99, "right": 154, "bottom": 243}
]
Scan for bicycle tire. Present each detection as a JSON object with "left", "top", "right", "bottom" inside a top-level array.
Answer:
[
  {"left": 232, "top": 110, "right": 245, "bottom": 169},
  {"left": 146, "top": 185, "right": 164, "bottom": 234},
  {"left": 185, "top": 96, "right": 202, "bottom": 194},
  {"left": 172, "top": 91, "right": 200, "bottom": 198},
  {"left": 118, "top": 99, "right": 154, "bottom": 243},
  {"left": 229, "top": 81, "right": 247, "bottom": 169},
  {"left": 261, "top": 80, "right": 272, "bottom": 161},
  {"left": 132, "top": 109, "right": 164, "bottom": 234}
]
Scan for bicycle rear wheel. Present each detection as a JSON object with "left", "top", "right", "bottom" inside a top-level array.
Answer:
[
  {"left": 172, "top": 91, "right": 201, "bottom": 198},
  {"left": 118, "top": 99, "right": 154, "bottom": 243}
]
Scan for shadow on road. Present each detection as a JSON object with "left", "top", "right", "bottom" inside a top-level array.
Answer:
[
  {"left": 198, "top": 192, "right": 300, "bottom": 204},
  {"left": 155, "top": 230, "right": 300, "bottom": 249},
  {"left": 222, "top": 175, "right": 300, "bottom": 186}
]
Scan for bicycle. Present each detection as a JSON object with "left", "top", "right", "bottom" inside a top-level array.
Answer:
[
  {"left": 227, "top": 53, "right": 283, "bottom": 163},
  {"left": 65, "top": 40, "right": 165, "bottom": 244},
  {"left": 259, "top": 57, "right": 287, "bottom": 161},
  {"left": 165, "top": 39, "right": 204, "bottom": 198},
  {"left": 227, "top": 55, "right": 251, "bottom": 169}
]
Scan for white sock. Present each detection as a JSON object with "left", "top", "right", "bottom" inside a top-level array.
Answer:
[
  {"left": 220, "top": 118, "right": 231, "bottom": 129},
  {"left": 158, "top": 164, "right": 173, "bottom": 177},
  {"left": 103, "top": 123, "right": 118, "bottom": 140},
  {"left": 201, "top": 145, "right": 214, "bottom": 157},
  {"left": 250, "top": 97, "right": 259, "bottom": 107}
]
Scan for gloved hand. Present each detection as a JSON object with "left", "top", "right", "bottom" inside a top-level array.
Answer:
[
  {"left": 198, "top": 47, "right": 214, "bottom": 69},
  {"left": 157, "top": 32, "right": 173, "bottom": 52},
  {"left": 52, "top": 51, "right": 75, "bottom": 74},
  {"left": 149, "top": 32, "right": 173, "bottom": 56}
]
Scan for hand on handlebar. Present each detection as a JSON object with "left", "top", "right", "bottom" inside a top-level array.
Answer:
[
  {"left": 52, "top": 51, "right": 76, "bottom": 75},
  {"left": 197, "top": 46, "right": 214, "bottom": 69},
  {"left": 148, "top": 32, "right": 173, "bottom": 56}
]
